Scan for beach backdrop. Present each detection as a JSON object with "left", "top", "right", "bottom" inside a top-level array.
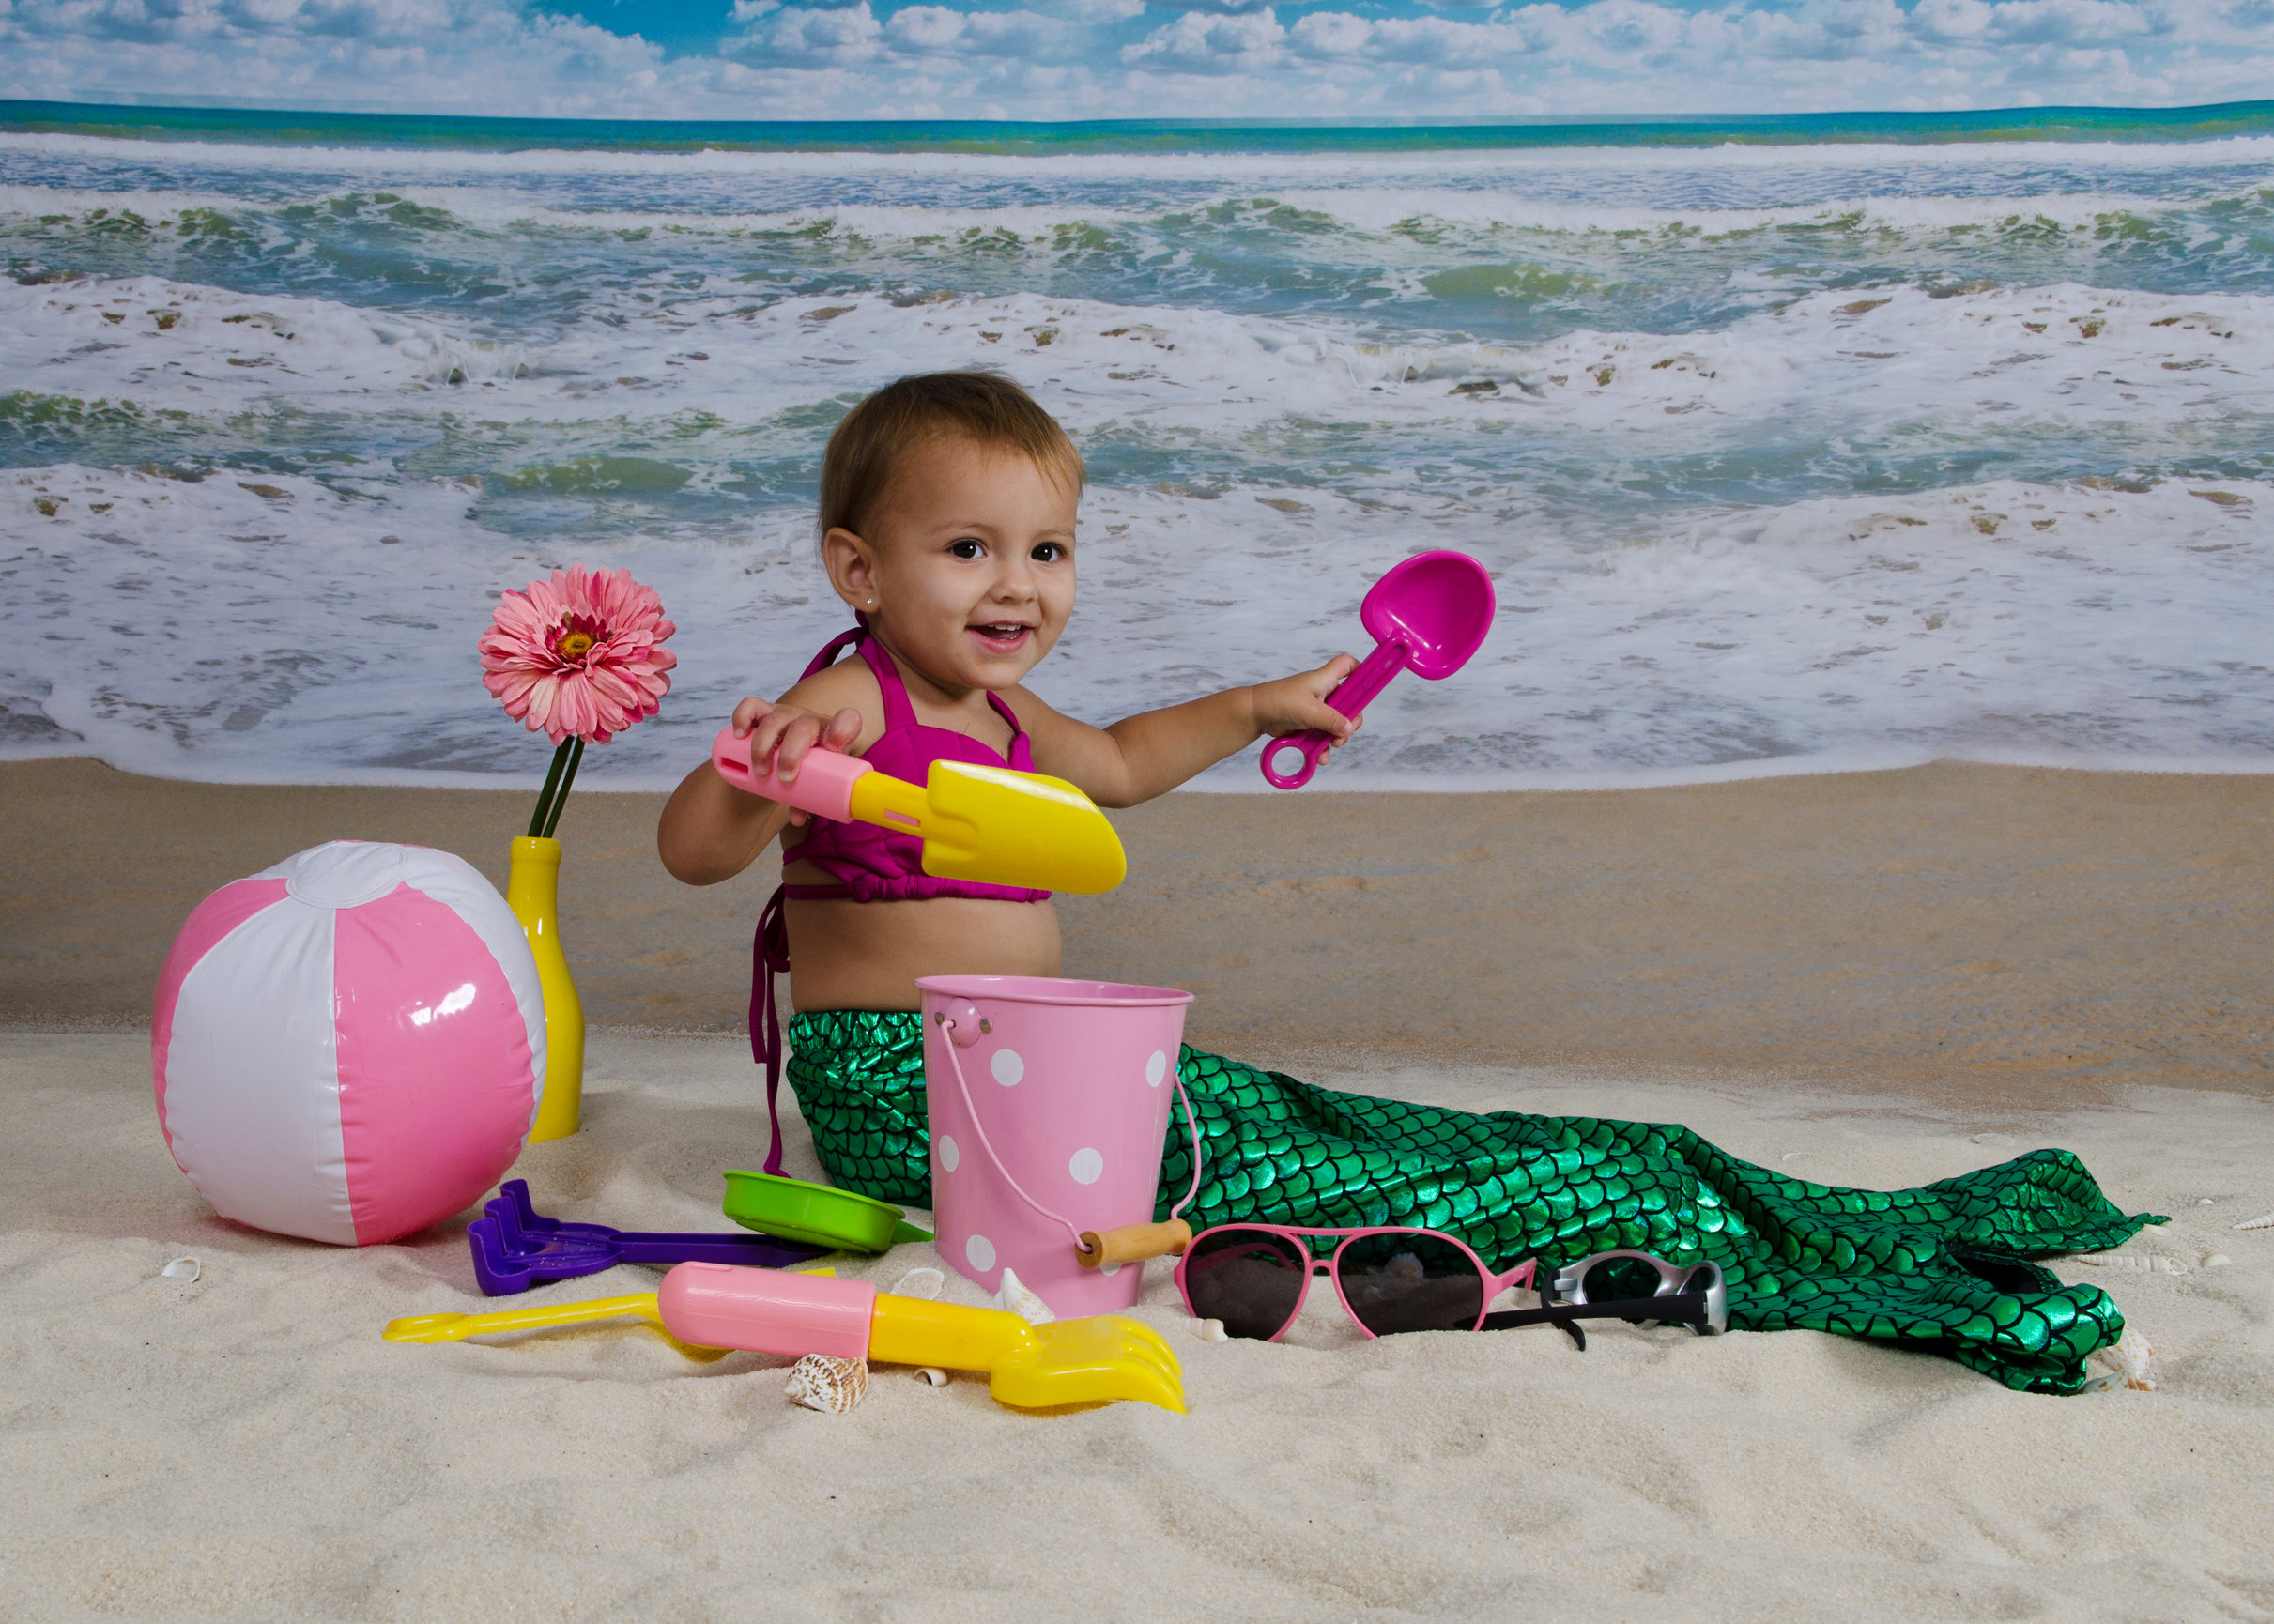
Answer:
[
  {"left": 5, "top": 97, "right": 2273, "bottom": 1621},
  {"left": 4, "top": 100, "right": 2272, "bottom": 793}
]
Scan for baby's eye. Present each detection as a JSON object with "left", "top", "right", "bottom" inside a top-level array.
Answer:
[
  {"left": 1031, "top": 542, "right": 1068, "bottom": 562},
  {"left": 948, "top": 538, "right": 984, "bottom": 559}
]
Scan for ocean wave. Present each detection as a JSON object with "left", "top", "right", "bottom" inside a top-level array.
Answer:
[
  {"left": 5, "top": 459, "right": 2266, "bottom": 788},
  {"left": 6, "top": 126, "right": 2270, "bottom": 791},
  {"left": 10, "top": 129, "right": 2274, "bottom": 181},
  {"left": 9, "top": 272, "right": 2267, "bottom": 462},
  {"left": 15, "top": 178, "right": 2260, "bottom": 242},
  {"left": 9, "top": 178, "right": 2271, "bottom": 359}
]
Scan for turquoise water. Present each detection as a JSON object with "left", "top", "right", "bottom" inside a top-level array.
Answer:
[
  {"left": 2, "top": 100, "right": 2270, "bottom": 787},
  {"left": 12, "top": 99, "right": 2274, "bottom": 152}
]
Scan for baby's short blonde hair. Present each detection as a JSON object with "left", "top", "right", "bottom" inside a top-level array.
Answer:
[{"left": 819, "top": 371, "right": 1085, "bottom": 543}]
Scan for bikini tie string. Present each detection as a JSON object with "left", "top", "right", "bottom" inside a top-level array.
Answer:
[{"left": 751, "top": 883, "right": 792, "bottom": 1177}]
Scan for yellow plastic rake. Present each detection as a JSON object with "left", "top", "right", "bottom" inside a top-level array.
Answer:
[{"left": 386, "top": 1264, "right": 1185, "bottom": 1415}]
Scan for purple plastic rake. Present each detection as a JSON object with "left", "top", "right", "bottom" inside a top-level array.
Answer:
[{"left": 468, "top": 1179, "right": 826, "bottom": 1296}]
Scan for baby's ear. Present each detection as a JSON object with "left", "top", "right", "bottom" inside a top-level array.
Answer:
[{"left": 822, "top": 525, "right": 879, "bottom": 605}]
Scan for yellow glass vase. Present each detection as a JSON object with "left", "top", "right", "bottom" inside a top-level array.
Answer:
[{"left": 507, "top": 835, "right": 584, "bottom": 1142}]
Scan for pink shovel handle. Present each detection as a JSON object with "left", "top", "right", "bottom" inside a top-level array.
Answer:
[
  {"left": 713, "top": 722, "right": 870, "bottom": 823},
  {"left": 1259, "top": 731, "right": 1334, "bottom": 791},
  {"left": 1259, "top": 638, "right": 1408, "bottom": 790}
]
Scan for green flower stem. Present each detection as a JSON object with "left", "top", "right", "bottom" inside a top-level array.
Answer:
[
  {"left": 539, "top": 737, "right": 585, "bottom": 840},
  {"left": 526, "top": 736, "right": 576, "bottom": 840}
]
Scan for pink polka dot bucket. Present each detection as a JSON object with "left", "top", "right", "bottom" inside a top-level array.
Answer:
[{"left": 916, "top": 975, "right": 1195, "bottom": 1317}]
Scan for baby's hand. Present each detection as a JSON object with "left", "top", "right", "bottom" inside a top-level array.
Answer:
[
  {"left": 729, "top": 697, "right": 863, "bottom": 825},
  {"left": 1252, "top": 654, "right": 1363, "bottom": 747}
]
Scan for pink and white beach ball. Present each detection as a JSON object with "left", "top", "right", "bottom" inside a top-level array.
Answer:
[{"left": 152, "top": 841, "right": 546, "bottom": 1247}]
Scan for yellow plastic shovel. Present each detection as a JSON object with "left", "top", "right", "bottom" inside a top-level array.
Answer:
[{"left": 714, "top": 725, "right": 1126, "bottom": 895}]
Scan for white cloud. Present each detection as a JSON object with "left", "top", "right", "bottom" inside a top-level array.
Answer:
[
  {"left": 882, "top": 4, "right": 1062, "bottom": 54},
  {"left": 1122, "top": 8, "right": 1286, "bottom": 67},
  {"left": 1981, "top": 0, "right": 2153, "bottom": 42},
  {"left": 1912, "top": 0, "right": 1995, "bottom": 36},
  {"left": 1139, "top": 0, "right": 1277, "bottom": 13},
  {"left": 1286, "top": 9, "right": 1371, "bottom": 51},
  {"left": 1287, "top": 10, "right": 1545, "bottom": 62},
  {"left": 733, "top": 0, "right": 886, "bottom": 64},
  {"left": 883, "top": 2, "right": 967, "bottom": 44}
]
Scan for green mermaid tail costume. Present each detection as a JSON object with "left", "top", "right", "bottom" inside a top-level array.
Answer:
[{"left": 784, "top": 1010, "right": 2162, "bottom": 1394}]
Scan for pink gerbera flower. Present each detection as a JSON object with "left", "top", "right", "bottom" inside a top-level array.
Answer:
[{"left": 479, "top": 565, "right": 678, "bottom": 745}]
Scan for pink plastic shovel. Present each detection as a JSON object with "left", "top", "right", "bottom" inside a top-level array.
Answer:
[{"left": 1260, "top": 549, "right": 1497, "bottom": 789}]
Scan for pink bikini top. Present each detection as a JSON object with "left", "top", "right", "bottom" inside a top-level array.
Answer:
[
  {"left": 749, "top": 623, "right": 1048, "bottom": 1173},
  {"left": 779, "top": 624, "right": 1052, "bottom": 907}
]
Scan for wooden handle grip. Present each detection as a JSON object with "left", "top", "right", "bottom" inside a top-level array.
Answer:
[{"left": 1077, "top": 1219, "right": 1192, "bottom": 1269}]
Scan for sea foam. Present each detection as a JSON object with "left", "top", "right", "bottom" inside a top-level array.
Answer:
[{"left": 3, "top": 129, "right": 2270, "bottom": 788}]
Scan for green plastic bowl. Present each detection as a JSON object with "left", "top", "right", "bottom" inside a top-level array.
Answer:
[{"left": 721, "top": 1170, "right": 932, "bottom": 1254}]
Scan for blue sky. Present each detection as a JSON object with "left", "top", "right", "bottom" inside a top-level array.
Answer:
[{"left": 3, "top": 0, "right": 2269, "bottom": 120}]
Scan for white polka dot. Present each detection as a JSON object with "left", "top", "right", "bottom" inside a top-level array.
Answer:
[
  {"left": 1145, "top": 1050, "right": 1168, "bottom": 1088},
  {"left": 1100, "top": 1261, "right": 1121, "bottom": 1277},
  {"left": 936, "top": 1135, "right": 959, "bottom": 1173},
  {"left": 966, "top": 1234, "right": 996, "bottom": 1273},
  {"left": 1068, "top": 1147, "right": 1104, "bottom": 1185},
  {"left": 991, "top": 1048, "right": 1024, "bottom": 1086}
]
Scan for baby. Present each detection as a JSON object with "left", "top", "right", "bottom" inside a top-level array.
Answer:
[
  {"left": 653, "top": 371, "right": 2150, "bottom": 1391},
  {"left": 658, "top": 371, "right": 1356, "bottom": 1195}
]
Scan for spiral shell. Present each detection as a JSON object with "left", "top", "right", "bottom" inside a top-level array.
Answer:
[
  {"left": 994, "top": 1266, "right": 1055, "bottom": 1325},
  {"left": 2076, "top": 1253, "right": 2189, "bottom": 1274},
  {"left": 785, "top": 1354, "right": 869, "bottom": 1414},
  {"left": 2084, "top": 1325, "right": 2156, "bottom": 1392},
  {"left": 2232, "top": 1211, "right": 2274, "bottom": 1232}
]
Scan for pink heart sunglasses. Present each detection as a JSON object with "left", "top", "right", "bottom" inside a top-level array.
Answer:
[{"left": 1173, "top": 1223, "right": 1539, "bottom": 1341}]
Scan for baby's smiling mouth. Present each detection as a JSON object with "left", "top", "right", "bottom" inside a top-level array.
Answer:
[{"left": 969, "top": 621, "right": 1034, "bottom": 650}]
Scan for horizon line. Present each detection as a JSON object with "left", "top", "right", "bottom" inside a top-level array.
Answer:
[{"left": 6, "top": 96, "right": 2273, "bottom": 150}]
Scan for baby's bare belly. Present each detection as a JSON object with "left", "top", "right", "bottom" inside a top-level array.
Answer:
[{"left": 783, "top": 888, "right": 1063, "bottom": 1012}]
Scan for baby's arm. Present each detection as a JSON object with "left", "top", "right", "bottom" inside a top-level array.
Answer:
[
  {"left": 655, "top": 661, "right": 876, "bottom": 885},
  {"left": 1011, "top": 655, "right": 1360, "bottom": 809}
]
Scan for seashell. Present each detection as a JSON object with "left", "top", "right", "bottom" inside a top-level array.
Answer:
[
  {"left": 994, "top": 1266, "right": 1055, "bottom": 1325},
  {"left": 1971, "top": 1132, "right": 2016, "bottom": 1148},
  {"left": 890, "top": 1266, "right": 945, "bottom": 1300},
  {"left": 2076, "top": 1253, "right": 2189, "bottom": 1274},
  {"left": 2204, "top": 1254, "right": 2233, "bottom": 1268},
  {"left": 2083, "top": 1325, "right": 2155, "bottom": 1392},
  {"left": 785, "top": 1354, "right": 868, "bottom": 1414},
  {"left": 2196, "top": 1198, "right": 2216, "bottom": 1207},
  {"left": 914, "top": 1367, "right": 948, "bottom": 1387},
  {"left": 1194, "top": 1318, "right": 1228, "bottom": 1342},
  {"left": 2232, "top": 1211, "right": 2274, "bottom": 1231},
  {"left": 160, "top": 1257, "right": 200, "bottom": 1283}
]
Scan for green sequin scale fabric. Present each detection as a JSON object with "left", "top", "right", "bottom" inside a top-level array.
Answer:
[{"left": 782, "top": 1010, "right": 2162, "bottom": 1394}]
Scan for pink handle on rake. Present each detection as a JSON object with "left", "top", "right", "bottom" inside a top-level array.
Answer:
[
  {"left": 659, "top": 1262, "right": 875, "bottom": 1360},
  {"left": 1260, "top": 638, "right": 1408, "bottom": 790}
]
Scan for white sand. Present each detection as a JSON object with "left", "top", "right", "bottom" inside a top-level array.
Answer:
[{"left": 5, "top": 1030, "right": 2270, "bottom": 1622}]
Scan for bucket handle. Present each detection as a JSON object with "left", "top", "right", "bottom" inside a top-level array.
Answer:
[{"left": 933, "top": 1011, "right": 1205, "bottom": 1262}]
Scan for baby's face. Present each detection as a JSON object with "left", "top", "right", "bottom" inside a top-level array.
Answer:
[{"left": 834, "top": 434, "right": 1078, "bottom": 693}]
